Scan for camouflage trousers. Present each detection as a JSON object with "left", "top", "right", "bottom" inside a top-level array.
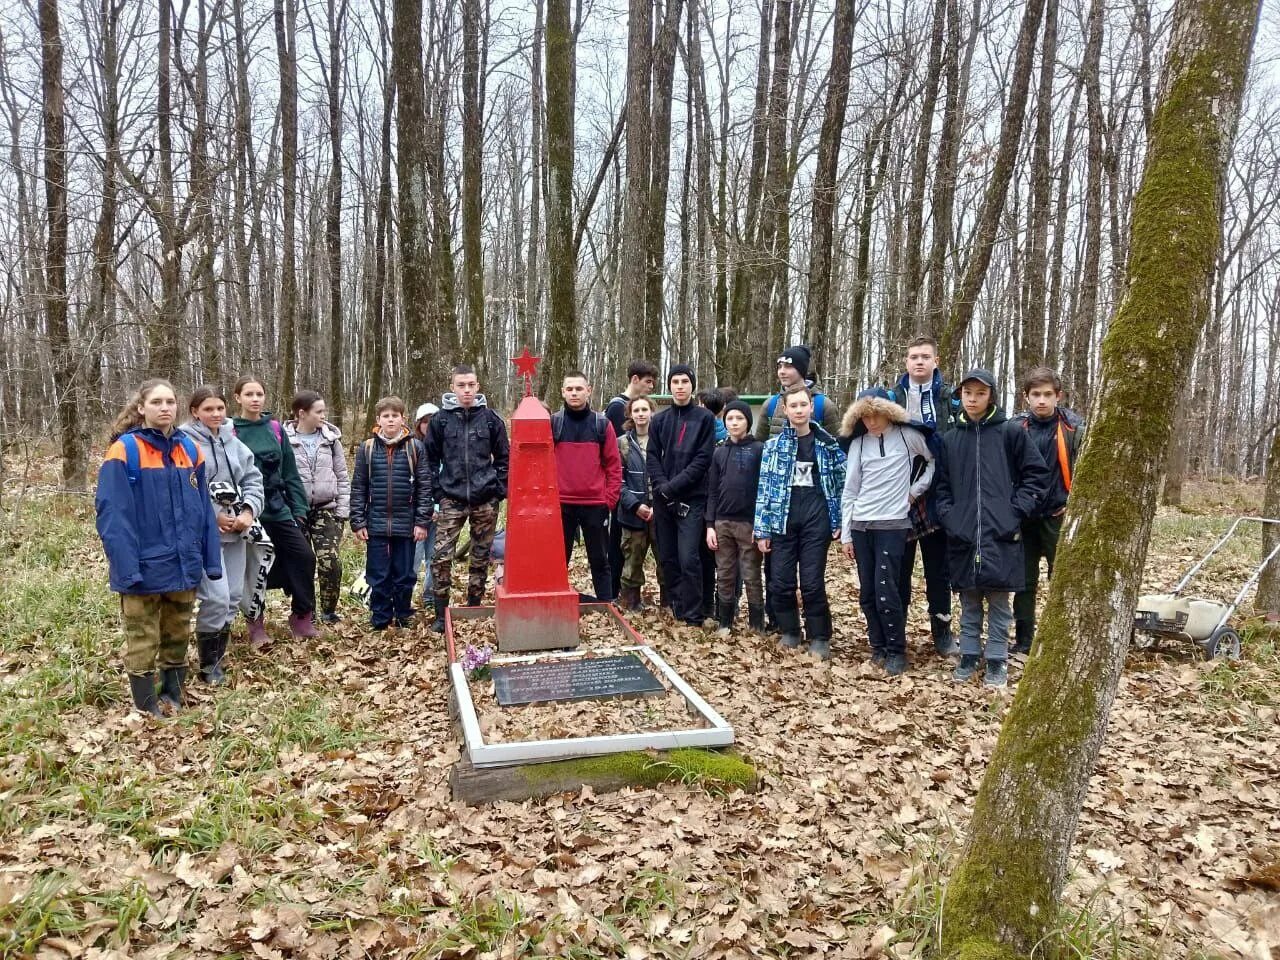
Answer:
[
  {"left": 302, "top": 508, "right": 344, "bottom": 615},
  {"left": 120, "top": 590, "right": 196, "bottom": 675},
  {"left": 620, "top": 523, "right": 664, "bottom": 590},
  {"left": 432, "top": 498, "right": 498, "bottom": 604}
]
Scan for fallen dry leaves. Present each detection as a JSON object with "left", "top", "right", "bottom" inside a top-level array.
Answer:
[{"left": 0, "top": 481, "right": 1276, "bottom": 958}]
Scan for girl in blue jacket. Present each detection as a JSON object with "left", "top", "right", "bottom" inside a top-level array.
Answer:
[{"left": 96, "top": 380, "right": 222, "bottom": 716}]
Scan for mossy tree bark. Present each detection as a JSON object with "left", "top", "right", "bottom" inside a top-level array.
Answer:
[
  {"left": 1255, "top": 426, "right": 1280, "bottom": 613},
  {"left": 542, "top": 0, "right": 576, "bottom": 395},
  {"left": 940, "top": 0, "right": 1262, "bottom": 956}
]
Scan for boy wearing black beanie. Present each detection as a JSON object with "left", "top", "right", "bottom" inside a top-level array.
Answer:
[
  {"left": 647, "top": 365, "right": 718, "bottom": 625},
  {"left": 706, "top": 400, "right": 765, "bottom": 634}
]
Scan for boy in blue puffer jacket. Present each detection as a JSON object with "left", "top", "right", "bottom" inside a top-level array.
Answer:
[
  {"left": 97, "top": 379, "right": 223, "bottom": 716},
  {"left": 935, "top": 370, "right": 1050, "bottom": 689},
  {"left": 351, "top": 397, "right": 433, "bottom": 630}
]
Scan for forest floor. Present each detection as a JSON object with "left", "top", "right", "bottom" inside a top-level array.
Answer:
[{"left": 0, "top": 470, "right": 1277, "bottom": 960}]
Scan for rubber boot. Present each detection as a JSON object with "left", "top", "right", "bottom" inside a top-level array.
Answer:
[
  {"left": 715, "top": 598, "right": 734, "bottom": 638},
  {"left": 127, "top": 674, "right": 162, "bottom": 716},
  {"left": 747, "top": 603, "right": 765, "bottom": 632},
  {"left": 931, "top": 615, "right": 959, "bottom": 656},
  {"left": 197, "top": 631, "right": 226, "bottom": 686},
  {"left": 806, "top": 613, "right": 833, "bottom": 661},
  {"left": 431, "top": 595, "right": 448, "bottom": 634},
  {"left": 158, "top": 666, "right": 185, "bottom": 713},
  {"left": 1011, "top": 620, "right": 1033, "bottom": 656},
  {"left": 288, "top": 611, "right": 319, "bottom": 638},
  {"left": 466, "top": 589, "right": 485, "bottom": 607},
  {"left": 246, "top": 617, "right": 270, "bottom": 652}
]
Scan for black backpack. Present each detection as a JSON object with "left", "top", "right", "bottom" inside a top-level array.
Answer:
[{"left": 551, "top": 410, "right": 609, "bottom": 450}]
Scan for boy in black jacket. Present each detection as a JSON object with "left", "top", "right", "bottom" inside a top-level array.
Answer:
[
  {"left": 1012, "top": 367, "right": 1084, "bottom": 654},
  {"left": 647, "top": 364, "right": 717, "bottom": 626},
  {"left": 351, "top": 397, "right": 433, "bottom": 630},
  {"left": 935, "top": 370, "right": 1049, "bottom": 688},
  {"left": 705, "top": 400, "right": 765, "bottom": 635}
]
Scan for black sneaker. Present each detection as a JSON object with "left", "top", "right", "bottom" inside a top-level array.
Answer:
[
  {"left": 320, "top": 611, "right": 342, "bottom": 624},
  {"left": 884, "top": 653, "right": 908, "bottom": 676},
  {"left": 983, "top": 659, "right": 1009, "bottom": 689},
  {"left": 870, "top": 650, "right": 888, "bottom": 669},
  {"left": 952, "top": 655, "right": 980, "bottom": 682}
]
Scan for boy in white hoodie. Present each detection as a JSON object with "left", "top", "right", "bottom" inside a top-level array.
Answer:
[{"left": 840, "top": 388, "right": 934, "bottom": 676}]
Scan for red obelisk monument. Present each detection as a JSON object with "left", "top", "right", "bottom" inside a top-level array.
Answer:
[{"left": 495, "top": 348, "right": 581, "bottom": 652}]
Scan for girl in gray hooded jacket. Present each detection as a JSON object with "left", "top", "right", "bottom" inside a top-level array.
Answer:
[
  {"left": 286, "top": 391, "right": 351, "bottom": 622},
  {"left": 180, "top": 385, "right": 266, "bottom": 684}
]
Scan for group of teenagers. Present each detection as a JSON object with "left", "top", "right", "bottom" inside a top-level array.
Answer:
[{"left": 94, "top": 335, "right": 1081, "bottom": 716}]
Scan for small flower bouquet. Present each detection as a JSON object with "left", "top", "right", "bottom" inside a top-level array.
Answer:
[{"left": 459, "top": 643, "right": 494, "bottom": 681}]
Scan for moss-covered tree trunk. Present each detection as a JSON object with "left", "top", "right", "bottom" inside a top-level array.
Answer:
[
  {"left": 542, "top": 0, "right": 576, "bottom": 394},
  {"left": 940, "top": 0, "right": 1261, "bottom": 956},
  {"left": 1255, "top": 426, "right": 1280, "bottom": 614}
]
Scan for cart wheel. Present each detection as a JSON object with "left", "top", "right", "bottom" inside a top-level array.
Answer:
[{"left": 1200, "top": 627, "right": 1241, "bottom": 661}]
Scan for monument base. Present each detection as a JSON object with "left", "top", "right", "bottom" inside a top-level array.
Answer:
[{"left": 494, "top": 585, "right": 581, "bottom": 652}]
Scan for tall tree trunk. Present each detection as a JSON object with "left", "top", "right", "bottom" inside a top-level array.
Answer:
[
  {"left": 1019, "top": 0, "right": 1059, "bottom": 372},
  {"left": 620, "top": 0, "right": 652, "bottom": 362},
  {"left": 544, "top": 0, "right": 577, "bottom": 393},
  {"left": 152, "top": 0, "right": 183, "bottom": 376},
  {"left": 941, "top": 0, "right": 1261, "bottom": 954},
  {"left": 645, "top": 0, "right": 683, "bottom": 354},
  {"left": 1256, "top": 426, "right": 1280, "bottom": 613},
  {"left": 367, "top": 2, "right": 395, "bottom": 427},
  {"left": 394, "top": 0, "right": 436, "bottom": 398},
  {"left": 525, "top": 0, "right": 544, "bottom": 347},
  {"left": 939, "top": 0, "right": 1046, "bottom": 371},
  {"left": 39, "top": 0, "right": 83, "bottom": 489},
  {"left": 804, "top": 0, "right": 857, "bottom": 363},
  {"left": 461, "top": 0, "right": 487, "bottom": 377},
  {"left": 275, "top": 0, "right": 299, "bottom": 402},
  {"left": 326, "top": 0, "right": 347, "bottom": 426},
  {"left": 924, "top": 0, "right": 965, "bottom": 336},
  {"left": 87, "top": 0, "right": 121, "bottom": 431}
]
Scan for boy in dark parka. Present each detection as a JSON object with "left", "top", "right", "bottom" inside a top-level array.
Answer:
[
  {"left": 351, "top": 396, "right": 433, "bottom": 630},
  {"left": 934, "top": 370, "right": 1050, "bottom": 688}
]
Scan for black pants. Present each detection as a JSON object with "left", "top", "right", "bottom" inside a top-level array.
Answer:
[
  {"left": 768, "top": 509, "right": 832, "bottom": 641},
  {"left": 608, "top": 507, "right": 625, "bottom": 599},
  {"left": 653, "top": 501, "right": 706, "bottom": 623},
  {"left": 263, "top": 518, "right": 316, "bottom": 616},
  {"left": 563, "top": 504, "right": 614, "bottom": 601},
  {"left": 853, "top": 527, "right": 909, "bottom": 656},
  {"left": 1014, "top": 515, "right": 1062, "bottom": 628},
  {"left": 898, "top": 527, "right": 952, "bottom": 622},
  {"left": 700, "top": 540, "right": 716, "bottom": 619}
]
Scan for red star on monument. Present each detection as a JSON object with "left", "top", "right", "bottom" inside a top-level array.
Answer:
[{"left": 511, "top": 346, "right": 541, "bottom": 397}]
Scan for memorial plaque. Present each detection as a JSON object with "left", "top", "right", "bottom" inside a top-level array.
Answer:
[{"left": 492, "top": 654, "right": 666, "bottom": 707}]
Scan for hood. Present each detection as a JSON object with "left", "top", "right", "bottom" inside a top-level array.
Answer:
[
  {"left": 841, "top": 388, "right": 909, "bottom": 436},
  {"left": 232, "top": 412, "right": 278, "bottom": 430},
  {"left": 286, "top": 419, "right": 342, "bottom": 442},
  {"left": 956, "top": 404, "right": 1008, "bottom": 428},
  {"left": 180, "top": 419, "right": 240, "bottom": 443},
  {"left": 441, "top": 392, "right": 489, "bottom": 412},
  {"left": 124, "top": 425, "right": 182, "bottom": 451},
  {"left": 896, "top": 368, "right": 945, "bottom": 396},
  {"left": 369, "top": 426, "right": 413, "bottom": 446}
]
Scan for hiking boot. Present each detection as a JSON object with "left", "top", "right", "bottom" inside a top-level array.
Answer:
[
  {"left": 158, "top": 666, "right": 185, "bottom": 713},
  {"left": 319, "top": 611, "right": 342, "bottom": 624},
  {"left": 246, "top": 617, "right": 271, "bottom": 652},
  {"left": 715, "top": 599, "right": 735, "bottom": 637},
  {"left": 465, "top": 589, "right": 485, "bottom": 607},
  {"left": 808, "top": 639, "right": 831, "bottom": 661},
  {"left": 618, "top": 586, "right": 641, "bottom": 610},
  {"left": 197, "top": 631, "right": 226, "bottom": 686},
  {"left": 747, "top": 603, "right": 765, "bottom": 632},
  {"left": 884, "top": 653, "right": 909, "bottom": 677},
  {"left": 779, "top": 632, "right": 803, "bottom": 650},
  {"left": 288, "top": 611, "right": 319, "bottom": 638},
  {"left": 870, "top": 650, "right": 888, "bottom": 670},
  {"left": 952, "top": 654, "right": 981, "bottom": 682},
  {"left": 983, "top": 659, "right": 1009, "bottom": 689},
  {"left": 932, "top": 616, "right": 959, "bottom": 656},
  {"left": 431, "top": 608, "right": 447, "bottom": 634},
  {"left": 127, "top": 673, "right": 162, "bottom": 717},
  {"left": 1011, "top": 620, "right": 1033, "bottom": 656}
]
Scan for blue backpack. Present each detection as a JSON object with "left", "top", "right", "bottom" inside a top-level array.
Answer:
[{"left": 119, "top": 432, "right": 199, "bottom": 486}]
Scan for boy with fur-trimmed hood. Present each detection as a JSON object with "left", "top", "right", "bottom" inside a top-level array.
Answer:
[
  {"left": 935, "top": 370, "right": 1050, "bottom": 689},
  {"left": 840, "top": 388, "right": 935, "bottom": 676}
]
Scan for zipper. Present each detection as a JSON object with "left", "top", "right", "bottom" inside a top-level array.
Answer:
[
  {"left": 385, "top": 439, "right": 395, "bottom": 536},
  {"left": 463, "top": 408, "right": 472, "bottom": 504},
  {"left": 974, "top": 421, "right": 983, "bottom": 571}
]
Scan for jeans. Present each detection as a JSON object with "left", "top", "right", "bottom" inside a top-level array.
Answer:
[
  {"left": 653, "top": 500, "right": 707, "bottom": 623},
  {"left": 562, "top": 504, "right": 613, "bottom": 601},
  {"left": 366, "top": 535, "right": 417, "bottom": 628},
  {"left": 852, "top": 527, "right": 908, "bottom": 657},
  {"left": 958, "top": 589, "right": 1013, "bottom": 661},
  {"left": 1013, "top": 516, "right": 1062, "bottom": 629},
  {"left": 413, "top": 522, "right": 438, "bottom": 599},
  {"left": 899, "top": 527, "right": 952, "bottom": 622}
]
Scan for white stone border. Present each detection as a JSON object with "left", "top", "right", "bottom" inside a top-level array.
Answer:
[{"left": 450, "top": 645, "right": 735, "bottom": 768}]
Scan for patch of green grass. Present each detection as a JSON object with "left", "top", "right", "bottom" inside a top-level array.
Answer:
[
  {"left": 0, "top": 870, "right": 152, "bottom": 957},
  {"left": 1200, "top": 620, "right": 1280, "bottom": 709}
]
